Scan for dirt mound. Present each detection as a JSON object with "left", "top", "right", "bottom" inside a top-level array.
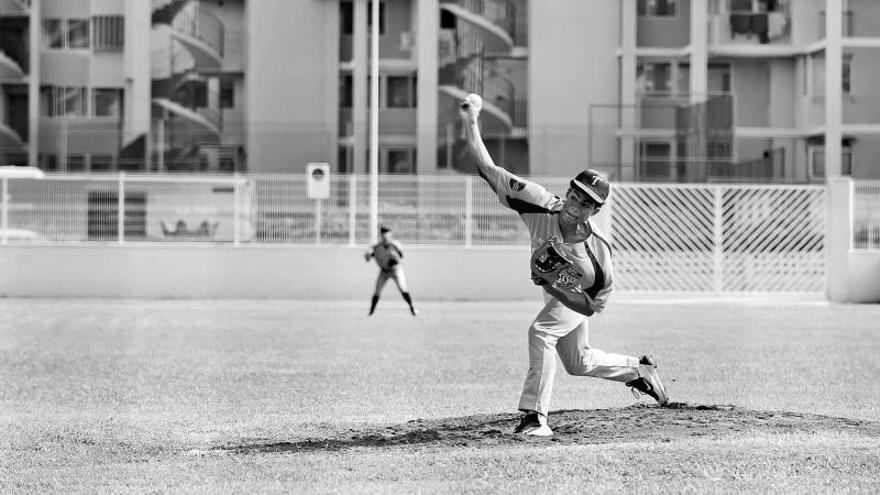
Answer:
[{"left": 218, "top": 403, "right": 880, "bottom": 454}]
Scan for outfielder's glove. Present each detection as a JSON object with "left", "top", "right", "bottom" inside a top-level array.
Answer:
[{"left": 529, "top": 240, "right": 585, "bottom": 291}]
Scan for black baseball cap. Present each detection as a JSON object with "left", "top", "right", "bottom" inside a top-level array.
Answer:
[
  {"left": 570, "top": 169, "right": 610, "bottom": 204},
  {"left": 380, "top": 225, "right": 391, "bottom": 234}
]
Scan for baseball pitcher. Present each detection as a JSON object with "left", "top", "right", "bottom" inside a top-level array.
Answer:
[{"left": 459, "top": 93, "right": 669, "bottom": 437}]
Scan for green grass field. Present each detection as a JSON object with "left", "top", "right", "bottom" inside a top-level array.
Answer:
[{"left": 2, "top": 297, "right": 879, "bottom": 493}]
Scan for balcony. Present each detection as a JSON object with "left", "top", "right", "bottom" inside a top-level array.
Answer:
[
  {"left": 439, "top": 0, "right": 516, "bottom": 54},
  {"left": 709, "top": 2, "right": 792, "bottom": 51}
]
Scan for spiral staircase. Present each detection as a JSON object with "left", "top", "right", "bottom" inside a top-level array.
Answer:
[{"left": 0, "top": 0, "right": 29, "bottom": 155}]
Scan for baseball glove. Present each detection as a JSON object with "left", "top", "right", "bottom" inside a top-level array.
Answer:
[{"left": 530, "top": 239, "right": 585, "bottom": 292}]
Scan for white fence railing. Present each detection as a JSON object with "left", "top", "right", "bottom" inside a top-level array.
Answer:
[
  {"left": 854, "top": 179, "right": 880, "bottom": 250},
  {"left": 0, "top": 173, "right": 851, "bottom": 292}
]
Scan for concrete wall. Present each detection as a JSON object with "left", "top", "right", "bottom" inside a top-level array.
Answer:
[
  {"left": 843, "top": 48, "right": 880, "bottom": 126},
  {"left": 529, "top": 0, "right": 619, "bottom": 177},
  {"left": 246, "top": 0, "right": 339, "bottom": 172},
  {"left": 636, "top": 0, "right": 690, "bottom": 47},
  {"left": 768, "top": 59, "right": 795, "bottom": 128},
  {"left": 851, "top": 137, "right": 880, "bottom": 179},
  {"left": 849, "top": 0, "right": 880, "bottom": 37},
  {"left": 847, "top": 251, "right": 880, "bottom": 303},
  {"left": 733, "top": 60, "right": 770, "bottom": 127},
  {"left": 0, "top": 245, "right": 537, "bottom": 300}
]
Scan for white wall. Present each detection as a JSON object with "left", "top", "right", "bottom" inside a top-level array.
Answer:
[
  {"left": 847, "top": 252, "right": 880, "bottom": 303},
  {"left": 529, "top": 0, "right": 619, "bottom": 178},
  {"left": 246, "top": 0, "right": 339, "bottom": 172},
  {"left": 0, "top": 245, "right": 537, "bottom": 300}
]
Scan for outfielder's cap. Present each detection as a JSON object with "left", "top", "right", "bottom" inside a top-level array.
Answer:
[
  {"left": 570, "top": 169, "right": 610, "bottom": 204},
  {"left": 380, "top": 225, "right": 391, "bottom": 234}
]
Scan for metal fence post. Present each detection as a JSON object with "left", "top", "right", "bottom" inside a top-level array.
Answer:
[
  {"left": 1, "top": 177, "right": 7, "bottom": 246},
  {"left": 464, "top": 175, "right": 473, "bottom": 247},
  {"left": 117, "top": 172, "right": 125, "bottom": 245},
  {"left": 713, "top": 186, "right": 724, "bottom": 293},
  {"left": 233, "top": 173, "right": 241, "bottom": 246},
  {"left": 348, "top": 174, "right": 357, "bottom": 246},
  {"left": 315, "top": 198, "right": 322, "bottom": 245}
]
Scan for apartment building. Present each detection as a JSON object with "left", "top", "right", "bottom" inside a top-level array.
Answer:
[
  {"left": 1, "top": 0, "right": 876, "bottom": 181},
  {"left": 609, "top": 0, "right": 880, "bottom": 182},
  {"left": 0, "top": 0, "right": 245, "bottom": 173}
]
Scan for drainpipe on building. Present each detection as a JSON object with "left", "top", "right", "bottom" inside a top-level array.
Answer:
[{"left": 28, "top": 0, "right": 41, "bottom": 168}]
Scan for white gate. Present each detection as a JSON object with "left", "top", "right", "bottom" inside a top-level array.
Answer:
[{"left": 608, "top": 184, "right": 826, "bottom": 293}]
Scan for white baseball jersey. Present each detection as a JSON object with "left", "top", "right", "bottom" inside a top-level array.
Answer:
[
  {"left": 476, "top": 166, "right": 613, "bottom": 313},
  {"left": 368, "top": 240, "right": 405, "bottom": 272}
]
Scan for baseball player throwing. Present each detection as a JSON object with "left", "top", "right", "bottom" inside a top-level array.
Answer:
[
  {"left": 364, "top": 225, "right": 417, "bottom": 316},
  {"left": 459, "top": 93, "right": 669, "bottom": 437}
]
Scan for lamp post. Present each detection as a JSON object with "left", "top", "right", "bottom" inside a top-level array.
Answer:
[{"left": 368, "top": 0, "right": 380, "bottom": 243}]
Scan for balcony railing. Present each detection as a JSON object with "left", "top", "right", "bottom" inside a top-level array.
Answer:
[
  {"left": 439, "top": 27, "right": 515, "bottom": 123},
  {"left": 171, "top": 3, "right": 225, "bottom": 58},
  {"left": 441, "top": 0, "right": 516, "bottom": 43}
]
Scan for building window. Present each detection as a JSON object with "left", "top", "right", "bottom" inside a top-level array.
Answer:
[
  {"left": 43, "top": 19, "right": 94, "bottom": 50},
  {"left": 67, "top": 154, "right": 86, "bottom": 172},
  {"left": 196, "top": 83, "right": 208, "bottom": 108},
  {"left": 42, "top": 20, "right": 63, "bottom": 48},
  {"left": 843, "top": 54, "right": 852, "bottom": 93},
  {"left": 340, "top": 1, "right": 354, "bottom": 35},
  {"left": 638, "top": 62, "right": 672, "bottom": 94},
  {"left": 339, "top": 2, "right": 385, "bottom": 35},
  {"left": 220, "top": 81, "right": 235, "bottom": 109},
  {"left": 43, "top": 155, "right": 58, "bottom": 172},
  {"left": 386, "top": 148, "right": 415, "bottom": 174},
  {"left": 809, "top": 147, "right": 853, "bottom": 178},
  {"left": 639, "top": 141, "right": 673, "bottom": 180},
  {"left": 812, "top": 53, "right": 853, "bottom": 97},
  {"left": 41, "top": 86, "right": 88, "bottom": 117},
  {"left": 340, "top": 74, "right": 353, "bottom": 108},
  {"left": 338, "top": 145, "right": 352, "bottom": 173},
  {"left": 90, "top": 155, "right": 114, "bottom": 172},
  {"left": 67, "top": 19, "right": 90, "bottom": 49},
  {"left": 219, "top": 156, "right": 235, "bottom": 173},
  {"left": 638, "top": 0, "right": 677, "bottom": 17},
  {"left": 92, "top": 16, "right": 124, "bottom": 52},
  {"left": 387, "top": 74, "right": 417, "bottom": 108},
  {"left": 93, "top": 88, "right": 123, "bottom": 117}
]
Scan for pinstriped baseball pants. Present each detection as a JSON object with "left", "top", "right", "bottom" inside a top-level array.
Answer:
[{"left": 518, "top": 292, "right": 641, "bottom": 417}]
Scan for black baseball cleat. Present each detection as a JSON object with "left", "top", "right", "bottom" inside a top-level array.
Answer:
[
  {"left": 513, "top": 412, "right": 553, "bottom": 437},
  {"left": 410, "top": 307, "right": 418, "bottom": 316},
  {"left": 625, "top": 355, "right": 669, "bottom": 406}
]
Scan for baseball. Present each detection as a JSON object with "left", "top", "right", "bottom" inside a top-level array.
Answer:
[{"left": 462, "top": 93, "right": 482, "bottom": 111}]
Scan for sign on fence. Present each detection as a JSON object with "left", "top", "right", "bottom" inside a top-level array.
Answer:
[{"left": 306, "top": 163, "right": 330, "bottom": 199}]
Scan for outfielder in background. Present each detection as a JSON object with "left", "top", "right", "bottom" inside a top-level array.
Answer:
[
  {"left": 364, "top": 226, "right": 418, "bottom": 316},
  {"left": 459, "top": 93, "right": 669, "bottom": 437}
]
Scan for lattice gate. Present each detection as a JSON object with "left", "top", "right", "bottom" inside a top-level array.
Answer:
[{"left": 606, "top": 184, "right": 826, "bottom": 293}]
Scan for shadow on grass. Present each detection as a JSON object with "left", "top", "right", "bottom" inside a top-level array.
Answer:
[{"left": 213, "top": 403, "right": 880, "bottom": 454}]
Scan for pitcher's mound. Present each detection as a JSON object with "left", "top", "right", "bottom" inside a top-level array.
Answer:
[{"left": 219, "top": 403, "right": 880, "bottom": 454}]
